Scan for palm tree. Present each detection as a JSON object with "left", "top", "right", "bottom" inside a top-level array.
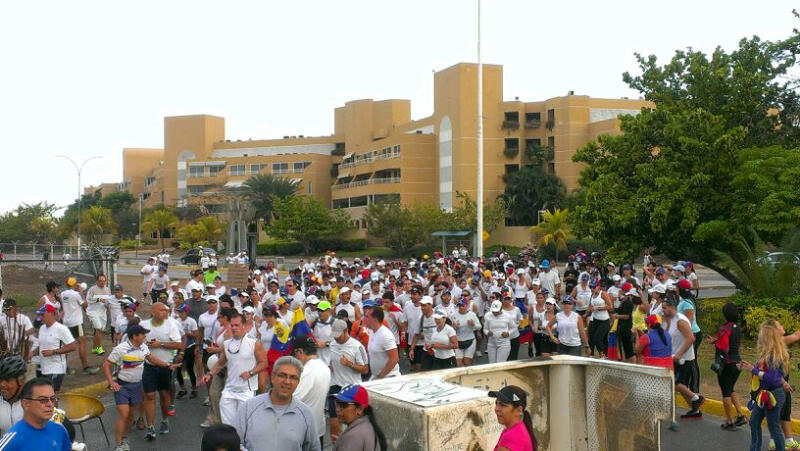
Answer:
[
  {"left": 81, "top": 206, "right": 116, "bottom": 244},
  {"left": 229, "top": 174, "right": 300, "bottom": 224},
  {"left": 142, "top": 209, "right": 179, "bottom": 249},
  {"left": 196, "top": 216, "right": 225, "bottom": 244},
  {"left": 530, "top": 208, "right": 572, "bottom": 264}
]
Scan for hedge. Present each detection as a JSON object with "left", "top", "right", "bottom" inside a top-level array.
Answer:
[
  {"left": 697, "top": 294, "right": 800, "bottom": 339},
  {"left": 257, "top": 237, "right": 367, "bottom": 256}
]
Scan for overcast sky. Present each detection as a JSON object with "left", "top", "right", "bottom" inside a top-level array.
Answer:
[{"left": 0, "top": 1, "right": 797, "bottom": 215}]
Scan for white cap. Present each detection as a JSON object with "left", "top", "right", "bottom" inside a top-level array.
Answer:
[
  {"left": 490, "top": 300, "right": 503, "bottom": 312},
  {"left": 545, "top": 297, "right": 557, "bottom": 305},
  {"left": 239, "top": 291, "right": 250, "bottom": 298},
  {"left": 79, "top": 282, "right": 87, "bottom": 291},
  {"left": 170, "top": 281, "right": 180, "bottom": 287},
  {"left": 339, "top": 287, "right": 351, "bottom": 294},
  {"left": 516, "top": 268, "right": 525, "bottom": 275},
  {"left": 625, "top": 288, "right": 639, "bottom": 296},
  {"left": 377, "top": 260, "right": 386, "bottom": 266},
  {"left": 419, "top": 296, "right": 434, "bottom": 305},
  {"left": 243, "top": 306, "right": 256, "bottom": 314},
  {"left": 205, "top": 295, "right": 220, "bottom": 303},
  {"left": 253, "top": 270, "right": 261, "bottom": 275},
  {"left": 648, "top": 284, "right": 666, "bottom": 294},
  {"left": 673, "top": 264, "right": 686, "bottom": 272},
  {"left": 361, "top": 288, "right": 371, "bottom": 296},
  {"left": 612, "top": 274, "right": 621, "bottom": 282},
  {"left": 527, "top": 261, "right": 536, "bottom": 268},
  {"left": 433, "top": 309, "right": 447, "bottom": 320},
  {"left": 532, "top": 279, "right": 542, "bottom": 286},
  {"left": 305, "top": 295, "right": 320, "bottom": 305}
]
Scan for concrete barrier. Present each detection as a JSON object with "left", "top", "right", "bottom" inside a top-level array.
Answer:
[{"left": 363, "top": 356, "right": 674, "bottom": 451}]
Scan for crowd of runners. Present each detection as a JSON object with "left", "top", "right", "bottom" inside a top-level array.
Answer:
[{"left": 0, "top": 246, "right": 796, "bottom": 450}]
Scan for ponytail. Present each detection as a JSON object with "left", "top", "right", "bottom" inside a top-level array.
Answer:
[
  {"left": 522, "top": 410, "right": 538, "bottom": 451},
  {"left": 654, "top": 324, "right": 668, "bottom": 346},
  {"left": 364, "top": 406, "right": 387, "bottom": 451}
]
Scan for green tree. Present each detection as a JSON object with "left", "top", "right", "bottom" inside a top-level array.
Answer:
[
  {"left": 81, "top": 206, "right": 116, "bottom": 244},
  {"left": 530, "top": 209, "right": 572, "bottom": 264},
  {"left": 98, "top": 191, "right": 135, "bottom": 214},
  {"left": 364, "top": 203, "right": 446, "bottom": 257},
  {"left": 230, "top": 174, "right": 300, "bottom": 225},
  {"left": 450, "top": 192, "right": 509, "bottom": 234},
  {"left": 59, "top": 192, "right": 101, "bottom": 238},
  {"left": 267, "top": 197, "right": 350, "bottom": 255},
  {"left": 501, "top": 166, "right": 566, "bottom": 226},
  {"left": 195, "top": 216, "right": 225, "bottom": 244},
  {"left": 142, "top": 209, "right": 179, "bottom": 250},
  {"left": 0, "top": 202, "right": 60, "bottom": 243}
]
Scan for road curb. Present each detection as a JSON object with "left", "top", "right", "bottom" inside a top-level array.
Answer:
[
  {"left": 676, "top": 395, "right": 800, "bottom": 434},
  {"left": 66, "top": 380, "right": 109, "bottom": 398}
]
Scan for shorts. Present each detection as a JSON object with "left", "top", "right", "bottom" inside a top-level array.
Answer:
[
  {"left": 411, "top": 346, "right": 425, "bottom": 366},
  {"left": 716, "top": 363, "right": 741, "bottom": 398},
  {"left": 781, "top": 389, "right": 793, "bottom": 422},
  {"left": 68, "top": 325, "right": 84, "bottom": 339},
  {"left": 674, "top": 360, "right": 693, "bottom": 387},
  {"left": 533, "top": 334, "right": 556, "bottom": 356},
  {"left": 142, "top": 364, "right": 172, "bottom": 393},
  {"left": 87, "top": 311, "right": 107, "bottom": 331},
  {"left": 558, "top": 344, "right": 583, "bottom": 356},
  {"left": 327, "top": 385, "right": 343, "bottom": 418},
  {"left": 114, "top": 380, "right": 144, "bottom": 406},
  {"left": 454, "top": 339, "right": 476, "bottom": 360},
  {"left": 39, "top": 373, "right": 65, "bottom": 392}
]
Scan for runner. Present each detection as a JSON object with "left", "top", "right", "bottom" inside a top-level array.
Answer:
[
  {"left": 662, "top": 299, "right": 704, "bottom": 419},
  {"left": 451, "top": 298, "right": 480, "bottom": 367},
  {"left": 546, "top": 297, "right": 589, "bottom": 357},
  {"left": 35, "top": 305, "right": 76, "bottom": 393},
  {"left": 292, "top": 335, "right": 332, "bottom": 449},
  {"left": 364, "top": 308, "right": 399, "bottom": 380},
  {"left": 85, "top": 274, "right": 112, "bottom": 356},
  {"left": 483, "top": 300, "right": 514, "bottom": 363},
  {"left": 175, "top": 304, "right": 200, "bottom": 400},
  {"left": 140, "top": 302, "right": 182, "bottom": 440},
  {"left": 59, "top": 278, "right": 96, "bottom": 374},
  {"left": 328, "top": 319, "right": 368, "bottom": 441},
  {"left": 428, "top": 309, "right": 457, "bottom": 370}
]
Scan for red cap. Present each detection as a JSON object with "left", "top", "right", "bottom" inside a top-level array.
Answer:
[
  {"left": 621, "top": 282, "right": 633, "bottom": 292},
  {"left": 677, "top": 279, "right": 692, "bottom": 290},
  {"left": 645, "top": 315, "right": 661, "bottom": 328}
]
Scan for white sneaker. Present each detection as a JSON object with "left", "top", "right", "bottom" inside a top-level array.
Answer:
[
  {"left": 476, "top": 351, "right": 483, "bottom": 358},
  {"left": 200, "top": 422, "right": 212, "bottom": 428},
  {"left": 203, "top": 397, "right": 210, "bottom": 406},
  {"left": 769, "top": 439, "right": 776, "bottom": 451}
]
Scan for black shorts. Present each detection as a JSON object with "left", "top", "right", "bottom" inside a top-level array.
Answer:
[
  {"left": 142, "top": 364, "right": 172, "bottom": 393},
  {"left": 675, "top": 360, "right": 693, "bottom": 387},
  {"left": 68, "top": 325, "right": 84, "bottom": 339},
  {"left": 411, "top": 346, "right": 425, "bottom": 365},
  {"left": 39, "top": 373, "right": 65, "bottom": 392},
  {"left": 533, "top": 334, "right": 555, "bottom": 356},
  {"left": 327, "top": 385, "right": 343, "bottom": 418},
  {"left": 781, "top": 389, "right": 793, "bottom": 422},
  {"left": 716, "top": 363, "right": 741, "bottom": 398}
]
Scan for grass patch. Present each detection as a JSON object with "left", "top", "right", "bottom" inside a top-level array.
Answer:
[{"left": 334, "top": 247, "right": 395, "bottom": 258}]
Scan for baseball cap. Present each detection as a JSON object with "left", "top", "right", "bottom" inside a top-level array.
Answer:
[
  {"left": 655, "top": 267, "right": 666, "bottom": 276},
  {"left": 38, "top": 304, "right": 57, "bottom": 315},
  {"left": 607, "top": 262, "right": 616, "bottom": 267},
  {"left": 540, "top": 259, "right": 550, "bottom": 269},
  {"left": 2, "top": 299, "right": 16, "bottom": 310},
  {"left": 562, "top": 296, "right": 575, "bottom": 305},
  {"left": 488, "top": 385, "right": 527, "bottom": 408},
  {"left": 205, "top": 295, "right": 219, "bottom": 303},
  {"left": 66, "top": 277, "right": 77, "bottom": 287},
  {"left": 457, "top": 298, "right": 468, "bottom": 307},
  {"left": 433, "top": 309, "right": 447, "bottom": 320},
  {"left": 621, "top": 282, "right": 633, "bottom": 292},
  {"left": 177, "top": 304, "right": 189, "bottom": 313},
  {"left": 673, "top": 264, "right": 686, "bottom": 272},
  {"left": 306, "top": 295, "right": 320, "bottom": 305},
  {"left": 317, "top": 301, "right": 332, "bottom": 311},
  {"left": 625, "top": 288, "right": 639, "bottom": 296},
  {"left": 410, "top": 286, "right": 423, "bottom": 295},
  {"left": 532, "top": 279, "right": 541, "bottom": 286},
  {"left": 545, "top": 297, "right": 557, "bottom": 305},
  {"left": 291, "top": 335, "right": 317, "bottom": 353},
  {"left": 677, "top": 279, "right": 692, "bottom": 290},
  {"left": 170, "top": 281, "right": 180, "bottom": 287},
  {"left": 243, "top": 306, "right": 256, "bottom": 314},
  {"left": 516, "top": 268, "right": 525, "bottom": 275},
  {"left": 645, "top": 315, "right": 661, "bottom": 328},
  {"left": 648, "top": 284, "right": 666, "bottom": 294},
  {"left": 419, "top": 296, "right": 434, "bottom": 305},
  {"left": 588, "top": 279, "right": 598, "bottom": 288},
  {"left": 490, "top": 300, "right": 502, "bottom": 312},
  {"left": 612, "top": 274, "right": 621, "bottom": 282},
  {"left": 112, "top": 284, "right": 123, "bottom": 291},
  {"left": 339, "top": 287, "right": 351, "bottom": 295},
  {"left": 362, "top": 299, "right": 375, "bottom": 308},
  {"left": 331, "top": 319, "right": 348, "bottom": 337},
  {"left": 334, "top": 384, "right": 369, "bottom": 407}
]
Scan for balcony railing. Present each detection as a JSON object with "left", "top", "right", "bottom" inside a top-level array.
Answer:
[
  {"left": 372, "top": 176, "right": 401, "bottom": 184},
  {"left": 375, "top": 150, "right": 401, "bottom": 161},
  {"left": 340, "top": 151, "right": 399, "bottom": 169},
  {"left": 502, "top": 120, "right": 520, "bottom": 130},
  {"left": 332, "top": 176, "right": 401, "bottom": 190},
  {"left": 524, "top": 119, "right": 541, "bottom": 129}
]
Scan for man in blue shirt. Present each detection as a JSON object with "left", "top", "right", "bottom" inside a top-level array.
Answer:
[{"left": 0, "top": 377, "right": 70, "bottom": 451}]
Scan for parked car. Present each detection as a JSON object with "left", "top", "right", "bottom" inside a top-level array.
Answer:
[
  {"left": 758, "top": 252, "right": 800, "bottom": 267},
  {"left": 180, "top": 247, "right": 216, "bottom": 265}
]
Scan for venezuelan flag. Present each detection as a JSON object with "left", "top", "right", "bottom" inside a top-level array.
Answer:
[
  {"left": 266, "top": 307, "right": 314, "bottom": 373},
  {"left": 607, "top": 319, "right": 620, "bottom": 360},
  {"left": 515, "top": 298, "right": 533, "bottom": 344}
]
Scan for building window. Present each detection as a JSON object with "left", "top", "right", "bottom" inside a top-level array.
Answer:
[
  {"left": 524, "top": 112, "right": 541, "bottom": 129},
  {"left": 546, "top": 109, "right": 555, "bottom": 130},
  {"left": 293, "top": 161, "right": 310, "bottom": 173},
  {"left": 350, "top": 196, "right": 368, "bottom": 207},
  {"left": 250, "top": 164, "right": 266, "bottom": 174},
  {"left": 505, "top": 164, "right": 519, "bottom": 174},
  {"left": 230, "top": 165, "right": 246, "bottom": 176},
  {"left": 502, "top": 112, "right": 520, "bottom": 130},
  {"left": 332, "top": 198, "right": 349, "bottom": 209},
  {"left": 272, "top": 163, "right": 289, "bottom": 174},
  {"left": 306, "top": 182, "right": 312, "bottom": 194},
  {"left": 209, "top": 165, "right": 224, "bottom": 175},
  {"left": 188, "top": 185, "right": 206, "bottom": 194},
  {"left": 188, "top": 166, "right": 205, "bottom": 178},
  {"left": 393, "top": 145, "right": 400, "bottom": 153},
  {"left": 548, "top": 136, "right": 555, "bottom": 148}
]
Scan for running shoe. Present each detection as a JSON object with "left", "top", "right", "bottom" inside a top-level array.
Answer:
[
  {"left": 720, "top": 422, "right": 737, "bottom": 431},
  {"left": 93, "top": 346, "right": 106, "bottom": 355},
  {"left": 83, "top": 366, "right": 100, "bottom": 375},
  {"left": 203, "top": 397, "right": 210, "bottom": 406},
  {"left": 135, "top": 417, "right": 145, "bottom": 430},
  {"left": 167, "top": 404, "right": 176, "bottom": 416},
  {"left": 734, "top": 415, "right": 747, "bottom": 427},
  {"left": 121, "top": 438, "right": 131, "bottom": 451},
  {"left": 689, "top": 395, "right": 705, "bottom": 413},
  {"left": 680, "top": 410, "right": 702, "bottom": 419},
  {"left": 145, "top": 426, "right": 156, "bottom": 441},
  {"left": 476, "top": 351, "right": 483, "bottom": 358},
  {"left": 176, "top": 390, "right": 187, "bottom": 399},
  {"left": 769, "top": 439, "right": 776, "bottom": 450},
  {"left": 159, "top": 419, "right": 170, "bottom": 434},
  {"left": 787, "top": 438, "right": 800, "bottom": 450},
  {"left": 189, "top": 390, "right": 198, "bottom": 399},
  {"left": 200, "top": 422, "right": 212, "bottom": 429},
  {"left": 113, "top": 446, "right": 125, "bottom": 451}
]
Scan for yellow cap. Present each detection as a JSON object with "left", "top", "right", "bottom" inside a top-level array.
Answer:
[
  {"left": 66, "top": 277, "right": 77, "bottom": 287},
  {"left": 484, "top": 270, "right": 492, "bottom": 278}
]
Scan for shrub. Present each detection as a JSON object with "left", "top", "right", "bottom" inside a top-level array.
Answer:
[
  {"left": 742, "top": 306, "right": 800, "bottom": 339},
  {"left": 484, "top": 244, "right": 523, "bottom": 257},
  {"left": 257, "top": 239, "right": 303, "bottom": 256},
  {"left": 314, "top": 237, "right": 367, "bottom": 252},
  {"left": 695, "top": 298, "right": 730, "bottom": 335},
  {"left": 117, "top": 239, "right": 138, "bottom": 250}
]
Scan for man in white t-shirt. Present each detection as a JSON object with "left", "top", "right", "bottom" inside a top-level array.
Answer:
[
  {"left": 0, "top": 299, "right": 33, "bottom": 355},
  {"left": 85, "top": 274, "right": 112, "bottom": 355},
  {"left": 147, "top": 267, "right": 170, "bottom": 302},
  {"left": 140, "top": 257, "right": 158, "bottom": 299},
  {"left": 37, "top": 305, "right": 77, "bottom": 393},
  {"left": 291, "top": 335, "right": 331, "bottom": 447},
  {"left": 538, "top": 259, "right": 561, "bottom": 297},
  {"left": 327, "top": 319, "right": 368, "bottom": 440},
  {"left": 60, "top": 278, "right": 98, "bottom": 375},
  {"left": 365, "top": 308, "right": 400, "bottom": 379},
  {"left": 185, "top": 270, "right": 205, "bottom": 296}
]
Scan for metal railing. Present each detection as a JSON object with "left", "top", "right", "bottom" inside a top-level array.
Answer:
[
  {"left": 332, "top": 176, "right": 400, "bottom": 190},
  {"left": 372, "top": 176, "right": 401, "bottom": 184},
  {"left": 339, "top": 151, "right": 400, "bottom": 169}
]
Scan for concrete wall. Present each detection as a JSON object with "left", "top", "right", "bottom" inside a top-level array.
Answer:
[{"left": 363, "top": 356, "right": 673, "bottom": 451}]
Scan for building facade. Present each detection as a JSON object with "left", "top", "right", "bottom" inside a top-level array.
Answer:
[{"left": 114, "top": 63, "right": 651, "bottom": 243}]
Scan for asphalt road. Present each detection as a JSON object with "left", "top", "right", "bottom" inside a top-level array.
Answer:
[{"left": 72, "top": 345, "right": 774, "bottom": 451}]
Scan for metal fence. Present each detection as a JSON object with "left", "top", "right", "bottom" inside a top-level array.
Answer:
[
  {"left": 0, "top": 242, "right": 80, "bottom": 260},
  {"left": 0, "top": 244, "right": 119, "bottom": 290}
]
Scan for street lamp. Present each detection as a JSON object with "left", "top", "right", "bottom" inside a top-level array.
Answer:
[
  {"left": 476, "top": 0, "right": 484, "bottom": 259},
  {"left": 56, "top": 155, "right": 103, "bottom": 259}
]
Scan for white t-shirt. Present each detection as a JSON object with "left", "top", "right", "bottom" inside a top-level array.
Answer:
[
  {"left": 108, "top": 340, "right": 151, "bottom": 383},
  {"left": 140, "top": 264, "right": 157, "bottom": 281},
  {"left": 403, "top": 303, "right": 422, "bottom": 339},
  {"left": 539, "top": 270, "right": 560, "bottom": 296},
  {"left": 430, "top": 324, "right": 457, "bottom": 359},
  {"left": 450, "top": 311, "right": 480, "bottom": 341},
  {"left": 368, "top": 326, "right": 400, "bottom": 379},
  {"left": 179, "top": 317, "right": 199, "bottom": 348},
  {"left": 140, "top": 318, "right": 182, "bottom": 363},
  {"left": 150, "top": 274, "right": 170, "bottom": 291},
  {"left": 293, "top": 358, "right": 331, "bottom": 438},
  {"left": 502, "top": 307, "right": 523, "bottom": 339},
  {"left": 383, "top": 308, "right": 406, "bottom": 345},
  {"left": 312, "top": 317, "right": 334, "bottom": 365},
  {"left": 330, "top": 337, "right": 368, "bottom": 387},
  {"left": 115, "top": 313, "right": 141, "bottom": 336},
  {"left": 185, "top": 279, "right": 204, "bottom": 295},
  {"left": 59, "top": 289, "right": 84, "bottom": 327},
  {"left": 0, "top": 314, "right": 33, "bottom": 350},
  {"left": 38, "top": 322, "right": 75, "bottom": 375},
  {"left": 198, "top": 311, "right": 219, "bottom": 349}
]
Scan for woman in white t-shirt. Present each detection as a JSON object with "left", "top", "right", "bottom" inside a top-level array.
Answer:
[
  {"left": 428, "top": 309, "right": 457, "bottom": 370},
  {"left": 570, "top": 274, "right": 592, "bottom": 318},
  {"left": 450, "top": 300, "right": 481, "bottom": 366},
  {"left": 586, "top": 280, "right": 614, "bottom": 358},
  {"left": 483, "top": 300, "right": 514, "bottom": 363},
  {"left": 501, "top": 294, "right": 523, "bottom": 362},
  {"left": 546, "top": 297, "right": 588, "bottom": 356}
]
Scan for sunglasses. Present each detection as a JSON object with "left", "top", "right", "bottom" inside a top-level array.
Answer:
[{"left": 25, "top": 396, "right": 58, "bottom": 405}]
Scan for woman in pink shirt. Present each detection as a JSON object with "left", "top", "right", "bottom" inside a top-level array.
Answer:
[{"left": 489, "top": 385, "right": 537, "bottom": 451}]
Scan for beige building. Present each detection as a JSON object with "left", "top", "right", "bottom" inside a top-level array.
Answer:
[{"left": 116, "top": 63, "right": 651, "bottom": 244}]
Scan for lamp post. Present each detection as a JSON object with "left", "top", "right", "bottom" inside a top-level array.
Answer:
[
  {"left": 56, "top": 155, "right": 103, "bottom": 259},
  {"left": 137, "top": 193, "right": 143, "bottom": 256},
  {"left": 475, "top": 0, "right": 484, "bottom": 259}
]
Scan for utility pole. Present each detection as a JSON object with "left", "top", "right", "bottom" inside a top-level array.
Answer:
[
  {"left": 57, "top": 155, "right": 102, "bottom": 259},
  {"left": 137, "top": 193, "right": 143, "bottom": 256},
  {"left": 476, "top": 0, "right": 484, "bottom": 259}
]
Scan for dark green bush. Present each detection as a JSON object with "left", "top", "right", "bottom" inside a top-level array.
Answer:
[{"left": 257, "top": 239, "right": 303, "bottom": 256}]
